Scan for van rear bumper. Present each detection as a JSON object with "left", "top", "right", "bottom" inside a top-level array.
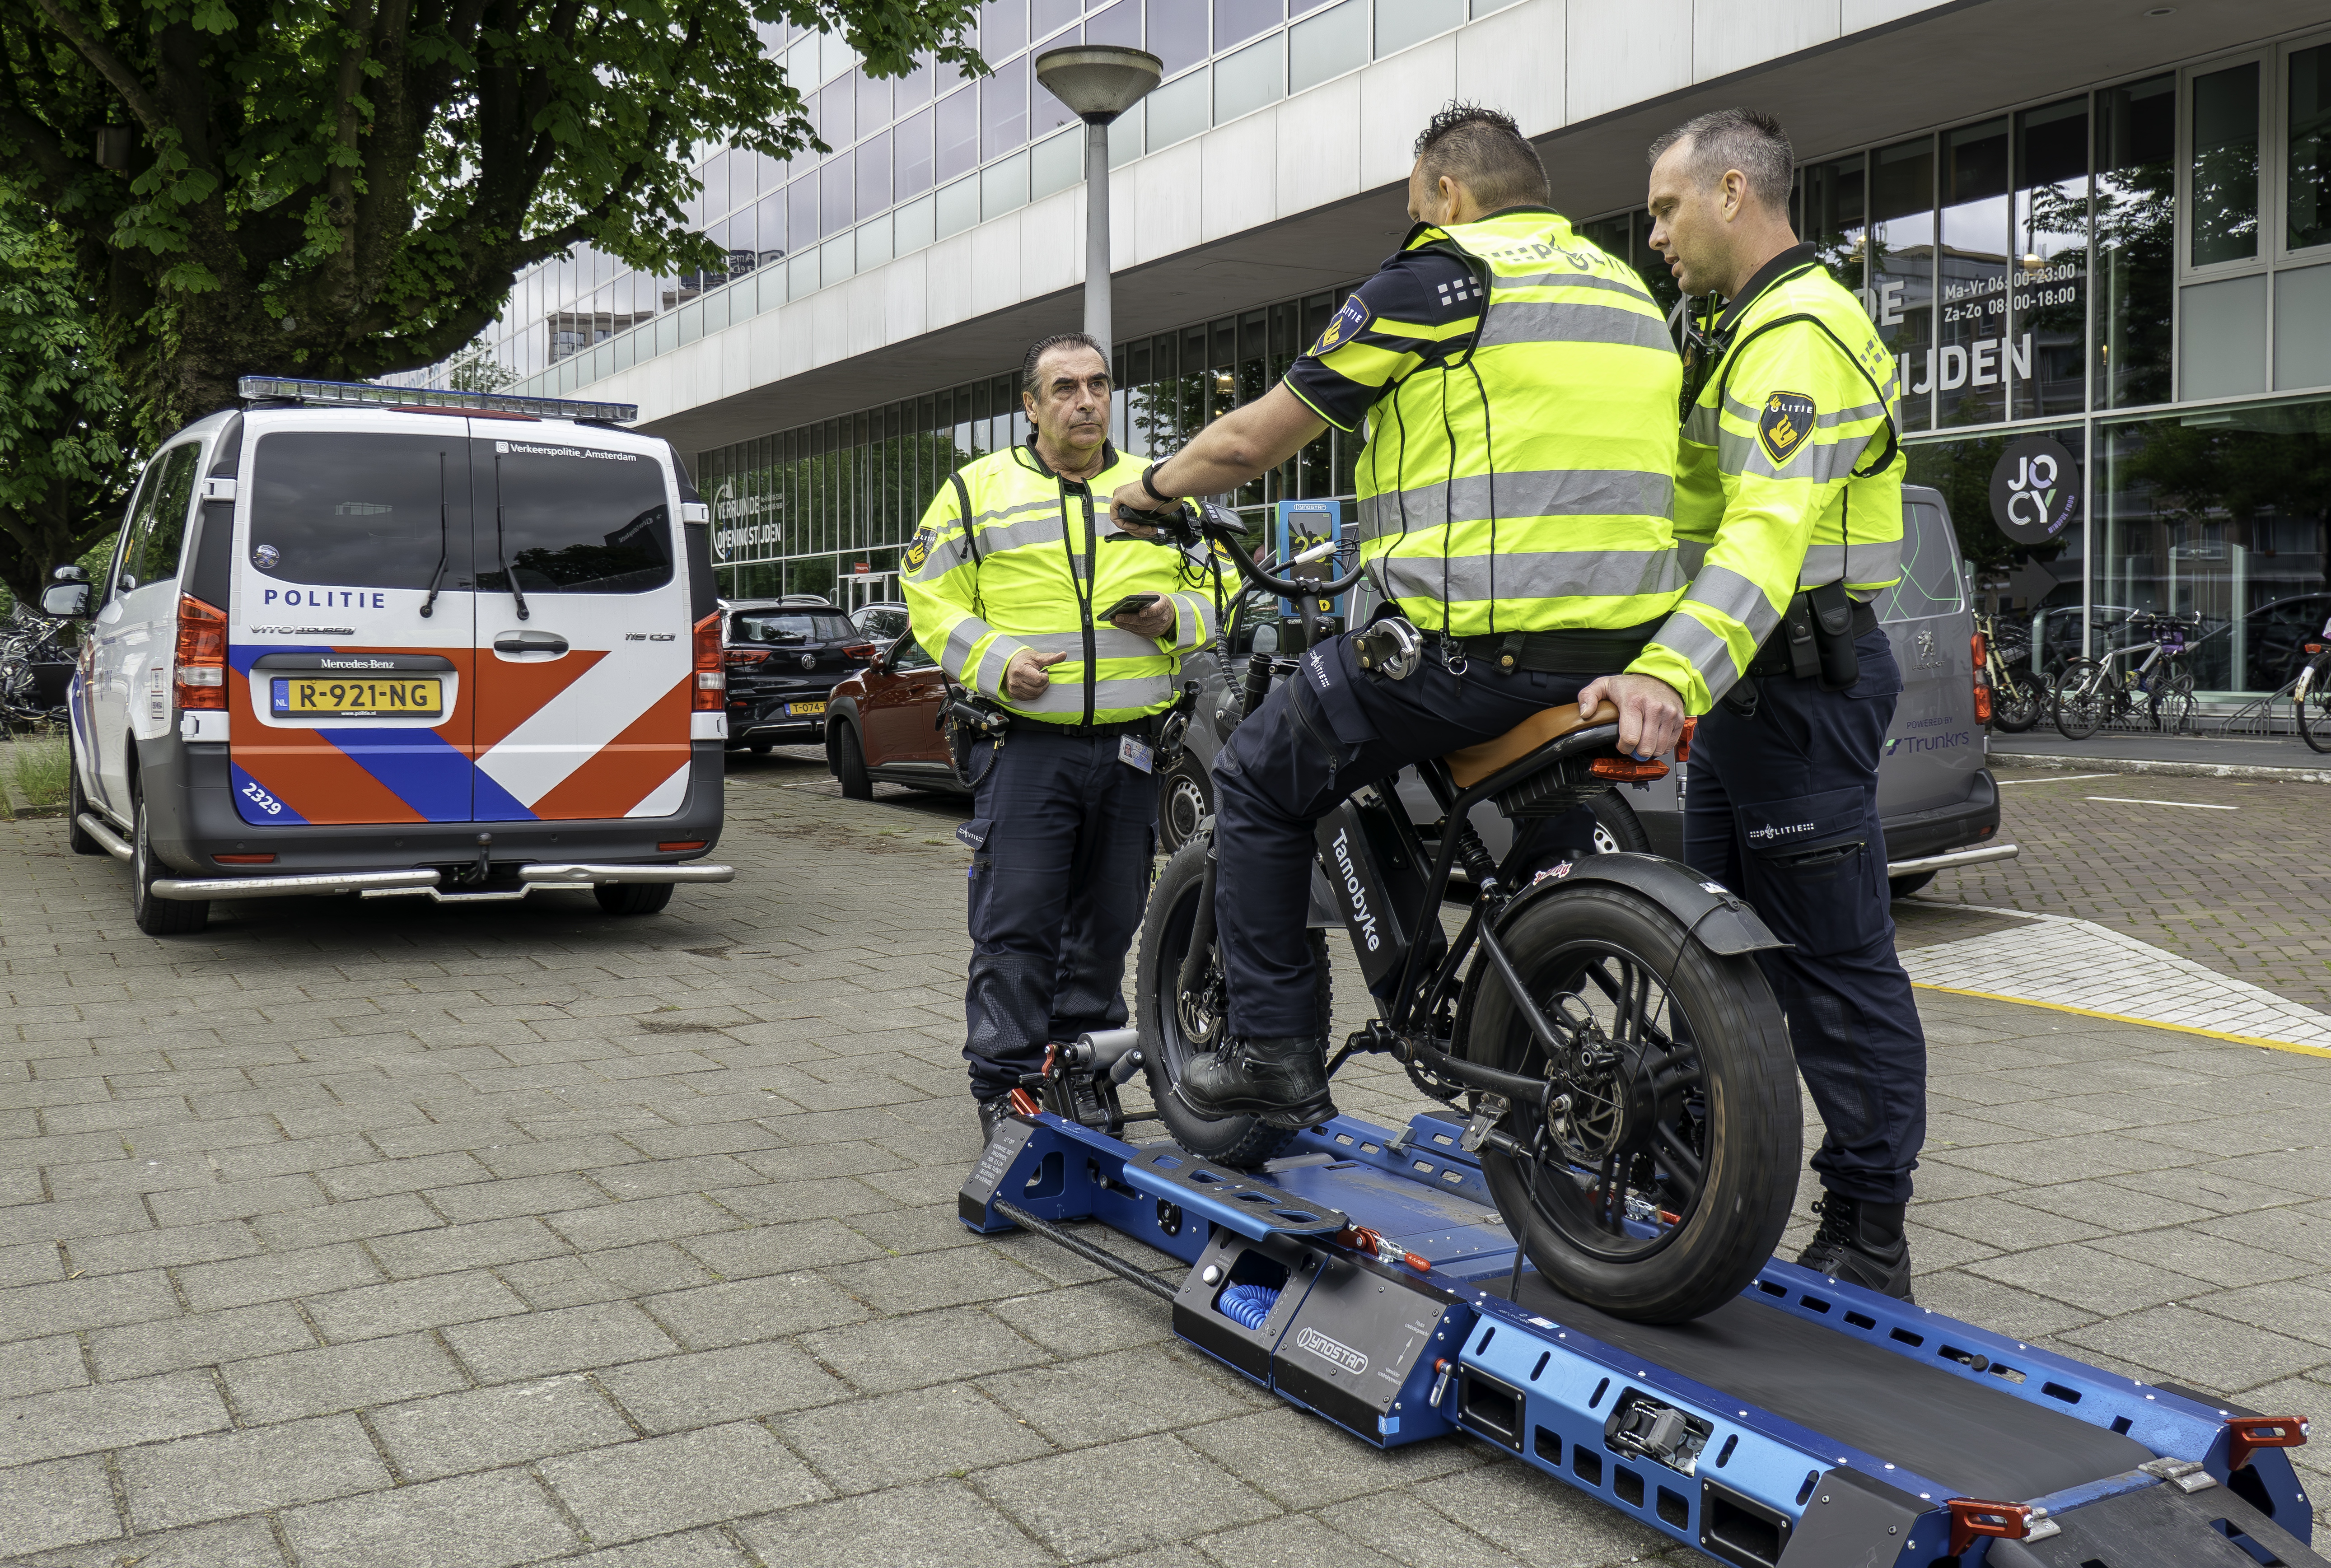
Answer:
[
  {"left": 138, "top": 738, "right": 727, "bottom": 877},
  {"left": 1879, "top": 767, "right": 2007, "bottom": 870}
]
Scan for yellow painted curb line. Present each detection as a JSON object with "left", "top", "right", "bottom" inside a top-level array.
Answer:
[{"left": 1910, "top": 983, "right": 2331, "bottom": 1060}]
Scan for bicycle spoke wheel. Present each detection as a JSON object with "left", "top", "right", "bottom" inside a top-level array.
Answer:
[
  {"left": 2300, "top": 658, "right": 2331, "bottom": 755},
  {"left": 1990, "top": 669, "right": 2042, "bottom": 733},
  {"left": 2052, "top": 658, "right": 2106, "bottom": 741}
]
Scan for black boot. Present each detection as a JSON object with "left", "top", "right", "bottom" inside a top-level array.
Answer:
[
  {"left": 1794, "top": 1193, "right": 1914, "bottom": 1299},
  {"left": 1177, "top": 1036, "right": 1337, "bottom": 1129},
  {"left": 976, "top": 1094, "right": 1016, "bottom": 1144}
]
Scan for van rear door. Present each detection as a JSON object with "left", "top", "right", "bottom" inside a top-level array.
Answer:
[
  {"left": 228, "top": 421, "right": 478, "bottom": 826},
  {"left": 467, "top": 430, "right": 691, "bottom": 821},
  {"left": 1875, "top": 493, "right": 1981, "bottom": 816}
]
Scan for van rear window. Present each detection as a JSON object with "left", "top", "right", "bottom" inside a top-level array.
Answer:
[
  {"left": 1878, "top": 500, "right": 1967, "bottom": 622},
  {"left": 481, "top": 440, "right": 672, "bottom": 596},
  {"left": 247, "top": 433, "right": 462, "bottom": 589}
]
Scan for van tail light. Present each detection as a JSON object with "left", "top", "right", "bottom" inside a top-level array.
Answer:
[
  {"left": 1973, "top": 666, "right": 1994, "bottom": 725},
  {"left": 174, "top": 594, "right": 228, "bottom": 709},
  {"left": 693, "top": 613, "right": 724, "bottom": 710},
  {"left": 1971, "top": 630, "right": 1988, "bottom": 667}
]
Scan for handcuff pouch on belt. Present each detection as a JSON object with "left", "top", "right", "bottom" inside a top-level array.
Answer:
[
  {"left": 940, "top": 692, "right": 1012, "bottom": 779},
  {"left": 1725, "top": 583, "right": 1868, "bottom": 717}
]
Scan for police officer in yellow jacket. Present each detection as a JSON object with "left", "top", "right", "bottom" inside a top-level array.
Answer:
[
  {"left": 1113, "top": 106, "right": 1691, "bottom": 1129},
  {"left": 1638, "top": 108, "right": 1925, "bottom": 1297},
  {"left": 903, "top": 332, "right": 1222, "bottom": 1140}
]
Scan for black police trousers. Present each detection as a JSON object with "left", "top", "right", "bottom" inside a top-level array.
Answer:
[
  {"left": 1212, "top": 633, "right": 1598, "bottom": 1039},
  {"left": 1684, "top": 626, "right": 1929, "bottom": 1206},
  {"left": 959, "top": 723, "right": 1157, "bottom": 1101}
]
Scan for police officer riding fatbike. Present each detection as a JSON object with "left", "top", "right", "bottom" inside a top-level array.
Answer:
[
  {"left": 1641, "top": 109, "right": 1927, "bottom": 1300},
  {"left": 1111, "top": 105, "right": 1805, "bottom": 1323},
  {"left": 903, "top": 332, "right": 1225, "bottom": 1145}
]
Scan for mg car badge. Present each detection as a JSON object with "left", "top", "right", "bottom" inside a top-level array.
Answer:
[
  {"left": 799, "top": 653, "right": 817, "bottom": 670},
  {"left": 1757, "top": 391, "right": 1817, "bottom": 467},
  {"left": 252, "top": 544, "right": 280, "bottom": 569}
]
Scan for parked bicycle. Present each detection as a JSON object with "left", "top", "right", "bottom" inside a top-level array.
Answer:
[
  {"left": 2051, "top": 611, "right": 2199, "bottom": 741},
  {"left": 1973, "top": 611, "right": 2042, "bottom": 733},
  {"left": 2298, "top": 632, "right": 2331, "bottom": 755},
  {"left": 0, "top": 607, "right": 75, "bottom": 728},
  {"left": 1130, "top": 504, "right": 1801, "bottom": 1325}
]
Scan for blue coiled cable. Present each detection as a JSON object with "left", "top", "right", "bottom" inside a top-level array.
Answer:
[{"left": 1217, "top": 1283, "right": 1280, "bottom": 1331}]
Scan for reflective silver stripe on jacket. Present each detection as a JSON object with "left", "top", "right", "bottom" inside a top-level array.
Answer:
[
  {"left": 1492, "top": 268, "right": 1656, "bottom": 300},
  {"left": 1686, "top": 564, "right": 1781, "bottom": 641},
  {"left": 1372, "top": 547, "right": 1684, "bottom": 605},
  {"left": 1015, "top": 627, "right": 1168, "bottom": 662},
  {"left": 1649, "top": 610, "right": 1744, "bottom": 690},
  {"left": 1719, "top": 428, "right": 1859, "bottom": 484},
  {"left": 1476, "top": 301, "right": 1678, "bottom": 354},
  {"left": 1355, "top": 469, "right": 1676, "bottom": 539},
  {"left": 1009, "top": 672, "right": 1174, "bottom": 717},
  {"left": 1800, "top": 538, "right": 1906, "bottom": 588}
]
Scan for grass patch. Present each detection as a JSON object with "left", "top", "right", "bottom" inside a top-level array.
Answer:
[{"left": 7, "top": 729, "right": 70, "bottom": 810}]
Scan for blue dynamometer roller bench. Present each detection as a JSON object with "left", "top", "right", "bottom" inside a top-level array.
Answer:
[{"left": 962, "top": 1078, "right": 2317, "bottom": 1568}]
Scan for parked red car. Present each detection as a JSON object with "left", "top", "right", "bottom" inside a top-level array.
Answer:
[{"left": 822, "top": 635, "right": 970, "bottom": 798}]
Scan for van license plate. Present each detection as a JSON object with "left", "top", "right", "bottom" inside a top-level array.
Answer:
[
  {"left": 787, "top": 700, "right": 826, "bottom": 717},
  {"left": 271, "top": 676, "right": 445, "bottom": 718}
]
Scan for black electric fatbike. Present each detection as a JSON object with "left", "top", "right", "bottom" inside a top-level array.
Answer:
[{"left": 1131, "top": 510, "right": 1801, "bottom": 1325}]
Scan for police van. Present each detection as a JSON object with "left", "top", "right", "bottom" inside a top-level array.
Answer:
[{"left": 39, "top": 377, "right": 733, "bottom": 936}]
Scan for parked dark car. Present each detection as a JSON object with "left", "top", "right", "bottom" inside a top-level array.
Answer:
[
  {"left": 721, "top": 599, "right": 875, "bottom": 753},
  {"left": 822, "top": 634, "right": 968, "bottom": 797},
  {"left": 851, "top": 601, "right": 911, "bottom": 644}
]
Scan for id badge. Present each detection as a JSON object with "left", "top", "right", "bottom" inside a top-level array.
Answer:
[{"left": 1118, "top": 734, "right": 1154, "bottom": 774}]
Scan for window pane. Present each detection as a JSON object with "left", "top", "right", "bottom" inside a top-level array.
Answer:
[
  {"left": 822, "top": 150, "right": 855, "bottom": 234},
  {"left": 701, "top": 152, "right": 730, "bottom": 220},
  {"left": 2011, "top": 97, "right": 2088, "bottom": 420},
  {"left": 1289, "top": 0, "right": 1364, "bottom": 94},
  {"left": 1087, "top": 0, "right": 1138, "bottom": 46},
  {"left": 2290, "top": 43, "right": 2331, "bottom": 252},
  {"left": 2096, "top": 74, "right": 2175, "bottom": 408},
  {"left": 1033, "top": 67, "right": 1079, "bottom": 140},
  {"left": 1938, "top": 117, "right": 2009, "bottom": 427},
  {"left": 1148, "top": 0, "right": 1208, "bottom": 76},
  {"left": 982, "top": 0, "right": 1026, "bottom": 59},
  {"left": 788, "top": 177, "right": 818, "bottom": 253},
  {"left": 897, "top": 54, "right": 934, "bottom": 110},
  {"left": 1871, "top": 135, "right": 1936, "bottom": 434},
  {"left": 1215, "top": 0, "right": 1279, "bottom": 51},
  {"left": 1214, "top": 33, "right": 1283, "bottom": 123},
  {"left": 818, "top": 78, "right": 854, "bottom": 149},
  {"left": 857, "top": 68, "right": 891, "bottom": 133},
  {"left": 1146, "top": 66, "right": 1209, "bottom": 150},
  {"left": 1575, "top": 213, "right": 1628, "bottom": 265},
  {"left": 2191, "top": 62, "right": 2260, "bottom": 266},
  {"left": 1375, "top": 0, "right": 1462, "bottom": 56},
  {"left": 1032, "top": 0, "right": 1079, "bottom": 40},
  {"left": 756, "top": 191, "right": 785, "bottom": 262},
  {"left": 248, "top": 434, "right": 467, "bottom": 592},
  {"left": 985, "top": 52, "right": 1028, "bottom": 159},
  {"left": 1801, "top": 153, "right": 1865, "bottom": 295},
  {"left": 858, "top": 131, "right": 891, "bottom": 214},
  {"left": 896, "top": 106, "right": 935, "bottom": 197},
  {"left": 937, "top": 87, "right": 979, "bottom": 182}
]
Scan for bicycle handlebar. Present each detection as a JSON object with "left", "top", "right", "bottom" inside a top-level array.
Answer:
[{"left": 1118, "top": 498, "right": 1370, "bottom": 602}]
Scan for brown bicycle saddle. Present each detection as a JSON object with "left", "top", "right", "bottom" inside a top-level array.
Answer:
[{"left": 1441, "top": 700, "right": 1621, "bottom": 790}]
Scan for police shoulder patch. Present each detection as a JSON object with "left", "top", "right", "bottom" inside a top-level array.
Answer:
[
  {"left": 902, "top": 523, "right": 936, "bottom": 572},
  {"left": 1757, "top": 390, "right": 1818, "bottom": 467},
  {"left": 1309, "top": 295, "right": 1371, "bottom": 356}
]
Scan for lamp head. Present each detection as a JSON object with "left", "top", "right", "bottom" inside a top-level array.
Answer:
[{"left": 1033, "top": 46, "right": 1163, "bottom": 124}]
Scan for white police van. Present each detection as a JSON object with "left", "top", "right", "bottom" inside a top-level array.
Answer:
[{"left": 41, "top": 377, "right": 733, "bottom": 935}]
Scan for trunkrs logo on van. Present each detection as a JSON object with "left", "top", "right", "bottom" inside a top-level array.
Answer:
[{"left": 1293, "top": 1326, "right": 1367, "bottom": 1376}]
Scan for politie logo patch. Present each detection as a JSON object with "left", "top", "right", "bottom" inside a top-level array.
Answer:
[
  {"left": 1758, "top": 391, "right": 1817, "bottom": 467},
  {"left": 1310, "top": 295, "right": 1370, "bottom": 355},
  {"left": 902, "top": 523, "right": 936, "bottom": 573}
]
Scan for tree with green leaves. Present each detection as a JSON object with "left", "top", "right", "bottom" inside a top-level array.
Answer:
[
  {"left": 0, "top": 178, "right": 134, "bottom": 605},
  {"left": 0, "top": 0, "right": 983, "bottom": 465}
]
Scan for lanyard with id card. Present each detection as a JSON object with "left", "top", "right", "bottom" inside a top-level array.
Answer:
[{"left": 1117, "top": 733, "right": 1154, "bottom": 773}]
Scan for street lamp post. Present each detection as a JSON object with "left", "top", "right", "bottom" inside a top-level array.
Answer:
[{"left": 1032, "top": 46, "right": 1163, "bottom": 350}]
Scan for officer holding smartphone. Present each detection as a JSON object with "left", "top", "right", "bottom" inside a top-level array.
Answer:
[{"left": 902, "top": 332, "right": 1224, "bottom": 1143}]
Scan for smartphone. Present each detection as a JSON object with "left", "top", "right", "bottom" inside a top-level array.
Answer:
[{"left": 1102, "top": 592, "right": 1163, "bottom": 621}]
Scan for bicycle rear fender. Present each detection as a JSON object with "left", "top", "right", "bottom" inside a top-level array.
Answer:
[{"left": 1496, "top": 851, "right": 1787, "bottom": 957}]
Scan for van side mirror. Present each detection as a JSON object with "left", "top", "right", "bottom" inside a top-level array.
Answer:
[{"left": 41, "top": 581, "right": 93, "bottom": 618}]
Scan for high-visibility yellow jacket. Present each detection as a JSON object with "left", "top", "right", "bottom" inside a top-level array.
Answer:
[
  {"left": 902, "top": 441, "right": 1220, "bottom": 726},
  {"left": 1638, "top": 245, "right": 1906, "bottom": 712},
  {"left": 1342, "top": 208, "right": 1688, "bottom": 641}
]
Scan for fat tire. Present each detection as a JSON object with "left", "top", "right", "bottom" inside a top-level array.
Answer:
[
  {"left": 66, "top": 730, "right": 102, "bottom": 855},
  {"left": 831, "top": 723, "right": 873, "bottom": 800},
  {"left": 594, "top": 882, "right": 675, "bottom": 915},
  {"left": 129, "top": 778, "right": 208, "bottom": 937},
  {"left": 2052, "top": 658, "right": 2106, "bottom": 741},
  {"left": 1585, "top": 791, "right": 1651, "bottom": 854},
  {"left": 1135, "top": 836, "right": 1318, "bottom": 1169},
  {"left": 1461, "top": 882, "right": 1797, "bottom": 1324}
]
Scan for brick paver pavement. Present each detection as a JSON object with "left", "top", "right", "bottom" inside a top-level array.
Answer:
[
  {"left": 1, "top": 747, "right": 2326, "bottom": 1565},
  {"left": 1916, "top": 761, "right": 2331, "bottom": 1012}
]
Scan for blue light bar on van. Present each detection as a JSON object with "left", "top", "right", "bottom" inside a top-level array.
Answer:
[{"left": 236, "top": 376, "right": 637, "bottom": 424}]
